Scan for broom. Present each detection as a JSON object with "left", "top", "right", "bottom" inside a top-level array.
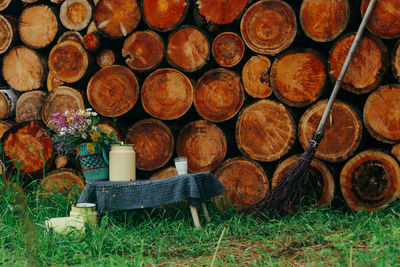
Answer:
[{"left": 249, "top": 0, "right": 378, "bottom": 219}]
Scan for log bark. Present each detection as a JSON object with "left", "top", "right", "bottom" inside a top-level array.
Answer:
[
  {"left": 0, "top": 15, "right": 17, "bottom": 54},
  {"left": 166, "top": 26, "right": 210, "bottom": 72},
  {"left": 122, "top": 30, "right": 164, "bottom": 72},
  {"left": 141, "top": 68, "right": 193, "bottom": 120},
  {"left": 60, "top": 0, "right": 92, "bottom": 31},
  {"left": 242, "top": 55, "right": 272, "bottom": 99},
  {"left": 0, "top": 89, "right": 18, "bottom": 120},
  {"left": 176, "top": 120, "right": 227, "bottom": 173},
  {"left": 142, "top": 0, "right": 189, "bottom": 32},
  {"left": 361, "top": 0, "right": 400, "bottom": 39},
  {"left": 150, "top": 166, "right": 178, "bottom": 180},
  {"left": 270, "top": 48, "right": 326, "bottom": 107},
  {"left": 46, "top": 72, "right": 64, "bottom": 91},
  {"left": 196, "top": 0, "right": 249, "bottom": 25},
  {"left": 194, "top": 68, "right": 244, "bottom": 122},
  {"left": 299, "top": 100, "right": 362, "bottom": 162},
  {"left": 214, "top": 157, "right": 269, "bottom": 210},
  {"left": 2, "top": 46, "right": 46, "bottom": 92},
  {"left": 212, "top": 32, "right": 245, "bottom": 68},
  {"left": 18, "top": 4, "right": 58, "bottom": 49},
  {"left": 0, "top": 120, "right": 14, "bottom": 139},
  {"left": 300, "top": 0, "right": 350, "bottom": 42},
  {"left": 340, "top": 150, "right": 400, "bottom": 212},
  {"left": 328, "top": 33, "right": 389, "bottom": 94},
  {"left": 125, "top": 118, "right": 174, "bottom": 171},
  {"left": 0, "top": 0, "right": 13, "bottom": 11},
  {"left": 96, "top": 49, "right": 115, "bottom": 68},
  {"left": 57, "top": 30, "right": 83, "bottom": 44},
  {"left": 272, "top": 155, "right": 335, "bottom": 207},
  {"left": 41, "top": 86, "right": 85, "bottom": 127},
  {"left": 87, "top": 65, "right": 139, "bottom": 117},
  {"left": 48, "top": 40, "right": 90, "bottom": 83},
  {"left": 236, "top": 99, "right": 296, "bottom": 162},
  {"left": 240, "top": 0, "right": 297, "bottom": 55},
  {"left": 363, "top": 84, "right": 400, "bottom": 144},
  {"left": 15, "top": 90, "right": 46, "bottom": 123},
  {"left": 39, "top": 168, "right": 85, "bottom": 199},
  {"left": 393, "top": 40, "right": 400, "bottom": 83},
  {"left": 95, "top": 0, "right": 141, "bottom": 38},
  {"left": 2, "top": 120, "right": 54, "bottom": 177}
]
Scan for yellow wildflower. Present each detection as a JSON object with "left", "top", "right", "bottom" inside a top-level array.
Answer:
[{"left": 87, "top": 143, "right": 95, "bottom": 154}]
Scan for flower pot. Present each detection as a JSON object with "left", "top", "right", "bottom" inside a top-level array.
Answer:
[{"left": 77, "top": 143, "right": 109, "bottom": 181}]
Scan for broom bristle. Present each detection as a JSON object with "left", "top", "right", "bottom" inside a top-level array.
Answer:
[{"left": 248, "top": 131, "right": 324, "bottom": 219}]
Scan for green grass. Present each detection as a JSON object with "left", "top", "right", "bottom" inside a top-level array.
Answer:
[{"left": 2, "top": 176, "right": 400, "bottom": 267}]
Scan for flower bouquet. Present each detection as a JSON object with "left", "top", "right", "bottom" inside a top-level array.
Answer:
[{"left": 49, "top": 109, "right": 119, "bottom": 181}]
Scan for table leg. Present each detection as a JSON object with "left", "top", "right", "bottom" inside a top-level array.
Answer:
[
  {"left": 201, "top": 203, "right": 210, "bottom": 222},
  {"left": 189, "top": 205, "right": 201, "bottom": 228}
]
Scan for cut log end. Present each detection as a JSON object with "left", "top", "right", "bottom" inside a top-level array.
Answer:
[
  {"left": 393, "top": 40, "right": 400, "bottom": 83},
  {"left": 60, "top": 0, "right": 92, "bottom": 31},
  {"left": 125, "top": 119, "right": 174, "bottom": 171},
  {"left": 194, "top": 68, "right": 244, "bottom": 122},
  {"left": 96, "top": 49, "right": 115, "bottom": 68},
  {"left": 87, "top": 65, "right": 139, "bottom": 117},
  {"left": 16, "top": 90, "right": 46, "bottom": 123},
  {"left": 142, "top": 68, "right": 193, "bottom": 120},
  {"left": 214, "top": 157, "right": 269, "bottom": 210},
  {"left": 57, "top": 30, "right": 83, "bottom": 44},
  {"left": 39, "top": 168, "right": 84, "bottom": 199},
  {"left": 150, "top": 166, "right": 178, "bottom": 180},
  {"left": 0, "top": 15, "right": 17, "bottom": 54},
  {"left": 300, "top": 0, "right": 350, "bottom": 42},
  {"left": 364, "top": 84, "right": 400, "bottom": 144},
  {"left": 212, "top": 32, "right": 245, "bottom": 68},
  {"left": 240, "top": 0, "right": 297, "bottom": 55},
  {"left": 122, "top": 30, "right": 164, "bottom": 72},
  {"left": 83, "top": 32, "right": 101, "bottom": 52},
  {"left": 270, "top": 48, "right": 326, "bottom": 107},
  {"left": 142, "top": 0, "right": 189, "bottom": 32},
  {"left": 299, "top": 100, "right": 363, "bottom": 162},
  {"left": 177, "top": 120, "right": 226, "bottom": 173},
  {"left": 242, "top": 55, "right": 273, "bottom": 98},
  {"left": 47, "top": 72, "right": 65, "bottom": 91},
  {"left": 19, "top": 4, "right": 58, "bottom": 49},
  {"left": 196, "top": 0, "right": 249, "bottom": 25},
  {"left": 49, "top": 40, "right": 89, "bottom": 83},
  {"left": 340, "top": 150, "right": 400, "bottom": 212},
  {"left": 236, "top": 99, "right": 296, "bottom": 162}
]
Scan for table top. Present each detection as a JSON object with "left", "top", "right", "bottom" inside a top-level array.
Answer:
[{"left": 78, "top": 172, "right": 226, "bottom": 212}]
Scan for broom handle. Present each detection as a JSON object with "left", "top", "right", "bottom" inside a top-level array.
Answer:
[{"left": 316, "top": 0, "right": 377, "bottom": 134}]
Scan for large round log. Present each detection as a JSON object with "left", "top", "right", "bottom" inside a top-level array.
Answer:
[
  {"left": 300, "top": 0, "right": 350, "bottom": 42},
  {"left": 95, "top": 0, "right": 141, "bottom": 38},
  {"left": 340, "top": 150, "right": 400, "bottom": 212},
  {"left": 48, "top": 40, "right": 90, "bottom": 83},
  {"left": 242, "top": 55, "right": 273, "bottom": 99},
  {"left": 177, "top": 120, "right": 227, "bottom": 173},
  {"left": 393, "top": 40, "right": 400, "bottom": 83},
  {"left": 236, "top": 99, "right": 296, "bottom": 162},
  {"left": 2, "top": 121, "right": 54, "bottom": 177},
  {"left": 272, "top": 155, "right": 335, "bottom": 207},
  {"left": 0, "top": 15, "right": 17, "bottom": 54},
  {"left": 212, "top": 32, "right": 245, "bottom": 68},
  {"left": 2, "top": 46, "right": 46, "bottom": 92},
  {"left": 363, "top": 84, "right": 400, "bottom": 144},
  {"left": 196, "top": 0, "right": 249, "bottom": 25},
  {"left": 328, "top": 33, "right": 389, "bottom": 94},
  {"left": 166, "top": 26, "right": 210, "bottom": 72},
  {"left": 125, "top": 118, "right": 174, "bottom": 171},
  {"left": 270, "top": 48, "right": 326, "bottom": 107},
  {"left": 141, "top": 68, "right": 193, "bottom": 120},
  {"left": 0, "top": 88, "right": 18, "bottom": 120},
  {"left": 122, "top": 30, "right": 165, "bottom": 72},
  {"left": 142, "top": 0, "right": 189, "bottom": 32},
  {"left": 194, "top": 68, "right": 244, "bottom": 122},
  {"left": 299, "top": 100, "right": 363, "bottom": 162},
  {"left": 41, "top": 86, "right": 85, "bottom": 127},
  {"left": 60, "top": 0, "right": 92, "bottom": 31},
  {"left": 240, "top": 0, "right": 297, "bottom": 55},
  {"left": 87, "top": 65, "right": 139, "bottom": 117},
  {"left": 361, "top": 0, "right": 400, "bottom": 39},
  {"left": 18, "top": 4, "right": 58, "bottom": 49},
  {"left": 16, "top": 90, "right": 46, "bottom": 123},
  {"left": 38, "top": 168, "right": 85, "bottom": 199},
  {"left": 214, "top": 157, "right": 269, "bottom": 210}
]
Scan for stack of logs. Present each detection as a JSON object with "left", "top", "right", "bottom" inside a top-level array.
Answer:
[{"left": 0, "top": 0, "right": 400, "bottom": 213}]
